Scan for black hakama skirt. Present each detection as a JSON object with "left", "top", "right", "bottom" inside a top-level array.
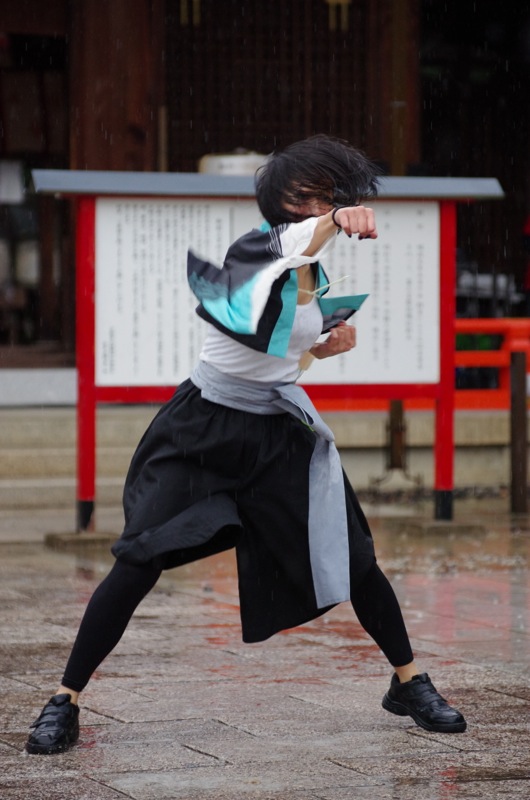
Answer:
[{"left": 112, "top": 379, "right": 375, "bottom": 642}]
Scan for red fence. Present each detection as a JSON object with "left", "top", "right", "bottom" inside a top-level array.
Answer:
[
  {"left": 454, "top": 318, "right": 530, "bottom": 410},
  {"left": 318, "top": 318, "right": 530, "bottom": 413}
]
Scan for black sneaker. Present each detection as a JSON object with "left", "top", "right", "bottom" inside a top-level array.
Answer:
[
  {"left": 25, "top": 693, "right": 80, "bottom": 754},
  {"left": 382, "top": 673, "right": 467, "bottom": 733}
]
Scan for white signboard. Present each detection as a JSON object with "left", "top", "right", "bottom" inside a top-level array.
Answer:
[
  {"left": 308, "top": 202, "right": 440, "bottom": 384},
  {"left": 95, "top": 198, "right": 439, "bottom": 387}
]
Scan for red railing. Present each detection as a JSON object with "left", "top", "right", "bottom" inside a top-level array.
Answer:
[
  {"left": 334, "top": 318, "right": 530, "bottom": 412},
  {"left": 454, "top": 318, "right": 530, "bottom": 410}
]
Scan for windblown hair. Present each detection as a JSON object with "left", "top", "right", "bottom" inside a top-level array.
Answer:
[{"left": 255, "top": 134, "right": 381, "bottom": 227}]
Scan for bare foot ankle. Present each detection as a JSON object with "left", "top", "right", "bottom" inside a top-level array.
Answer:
[
  {"left": 394, "top": 663, "right": 419, "bottom": 684},
  {"left": 56, "top": 686, "right": 80, "bottom": 705}
]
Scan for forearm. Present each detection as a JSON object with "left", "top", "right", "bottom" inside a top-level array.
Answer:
[
  {"left": 301, "top": 205, "right": 378, "bottom": 258},
  {"left": 300, "top": 211, "right": 338, "bottom": 258}
]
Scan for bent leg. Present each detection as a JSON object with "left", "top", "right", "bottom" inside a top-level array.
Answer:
[
  {"left": 350, "top": 562, "right": 414, "bottom": 668},
  {"left": 352, "top": 563, "right": 467, "bottom": 733}
]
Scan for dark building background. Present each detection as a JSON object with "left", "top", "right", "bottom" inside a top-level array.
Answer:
[
  {"left": 421, "top": 0, "right": 530, "bottom": 316},
  {"left": 0, "top": 0, "right": 528, "bottom": 365}
]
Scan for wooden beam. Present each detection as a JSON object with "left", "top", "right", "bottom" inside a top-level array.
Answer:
[
  {"left": 69, "top": 0, "right": 164, "bottom": 171},
  {"left": 389, "top": 0, "right": 420, "bottom": 175},
  {"left": 0, "top": 0, "right": 67, "bottom": 35}
]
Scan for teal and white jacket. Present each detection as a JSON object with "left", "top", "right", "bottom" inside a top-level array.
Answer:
[{"left": 187, "top": 217, "right": 368, "bottom": 358}]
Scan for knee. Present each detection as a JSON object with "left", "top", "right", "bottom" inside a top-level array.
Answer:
[{"left": 108, "top": 558, "right": 161, "bottom": 593}]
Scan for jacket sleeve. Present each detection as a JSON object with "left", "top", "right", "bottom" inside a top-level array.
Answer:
[{"left": 187, "top": 220, "right": 332, "bottom": 335}]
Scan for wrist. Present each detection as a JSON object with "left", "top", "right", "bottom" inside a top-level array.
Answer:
[{"left": 331, "top": 206, "right": 345, "bottom": 229}]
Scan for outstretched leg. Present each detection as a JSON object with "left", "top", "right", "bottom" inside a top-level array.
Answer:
[{"left": 26, "top": 559, "right": 162, "bottom": 754}]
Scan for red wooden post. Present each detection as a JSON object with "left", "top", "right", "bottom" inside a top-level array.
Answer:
[
  {"left": 75, "top": 196, "right": 97, "bottom": 531},
  {"left": 434, "top": 200, "right": 457, "bottom": 519}
]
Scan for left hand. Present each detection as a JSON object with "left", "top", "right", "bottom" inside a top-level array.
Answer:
[{"left": 310, "top": 321, "right": 357, "bottom": 360}]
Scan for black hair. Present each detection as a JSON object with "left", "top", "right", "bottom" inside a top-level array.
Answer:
[{"left": 255, "top": 134, "right": 381, "bottom": 227}]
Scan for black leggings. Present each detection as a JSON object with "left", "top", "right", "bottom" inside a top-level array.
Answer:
[{"left": 62, "top": 559, "right": 413, "bottom": 693}]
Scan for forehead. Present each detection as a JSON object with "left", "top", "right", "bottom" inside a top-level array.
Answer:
[{"left": 284, "top": 181, "right": 332, "bottom": 198}]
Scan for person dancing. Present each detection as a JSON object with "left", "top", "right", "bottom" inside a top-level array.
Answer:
[{"left": 26, "top": 135, "right": 466, "bottom": 755}]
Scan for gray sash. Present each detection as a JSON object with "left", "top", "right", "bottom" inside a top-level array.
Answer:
[{"left": 190, "top": 360, "right": 350, "bottom": 608}]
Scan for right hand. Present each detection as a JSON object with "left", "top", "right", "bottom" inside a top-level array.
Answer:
[{"left": 333, "top": 206, "right": 377, "bottom": 240}]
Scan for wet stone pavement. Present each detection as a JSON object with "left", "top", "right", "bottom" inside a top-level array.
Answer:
[{"left": 0, "top": 498, "right": 529, "bottom": 799}]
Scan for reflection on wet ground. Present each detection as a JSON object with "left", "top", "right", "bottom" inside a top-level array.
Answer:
[{"left": 0, "top": 498, "right": 529, "bottom": 799}]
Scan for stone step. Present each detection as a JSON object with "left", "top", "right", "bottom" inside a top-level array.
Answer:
[
  {"left": 0, "top": 447, "right": 135, "bottom": 479},
  {"left": 0, "top": 406, "right": 159, "bottom": 449},
  {"left": 0, "top": 405, "right": 514, "bottom": 448},
  {"left": 0, "top": 406, "right": 522, "bottom": 509},
  {"left": 0, "top": 477, "right": 124, "bottom": 510}
]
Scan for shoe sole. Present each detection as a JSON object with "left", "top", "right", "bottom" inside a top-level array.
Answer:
[
  {"left": 382, "top": 694, "right": 467, "bottom": 733},
  {"left": 25, "top": 740, "right": 77, "bottom": 755},
  {"left": 25, "top": 726, "right": 80, "bottom": 755}
]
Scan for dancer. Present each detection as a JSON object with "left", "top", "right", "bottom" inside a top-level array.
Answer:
[{"left": 26, "top": 135, "right": 466, "bottom": 754}]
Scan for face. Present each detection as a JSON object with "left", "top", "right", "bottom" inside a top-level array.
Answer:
[
  {"left": 282, "top": 187, "right": 334, "bottom": 221},
  {"left": 282, "top": 198, "right": 334, "bottom": 221}
]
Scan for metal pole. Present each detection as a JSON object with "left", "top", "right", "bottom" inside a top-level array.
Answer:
[{"left": 510, "top": 351, "right": 528, "bottom": 514}]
